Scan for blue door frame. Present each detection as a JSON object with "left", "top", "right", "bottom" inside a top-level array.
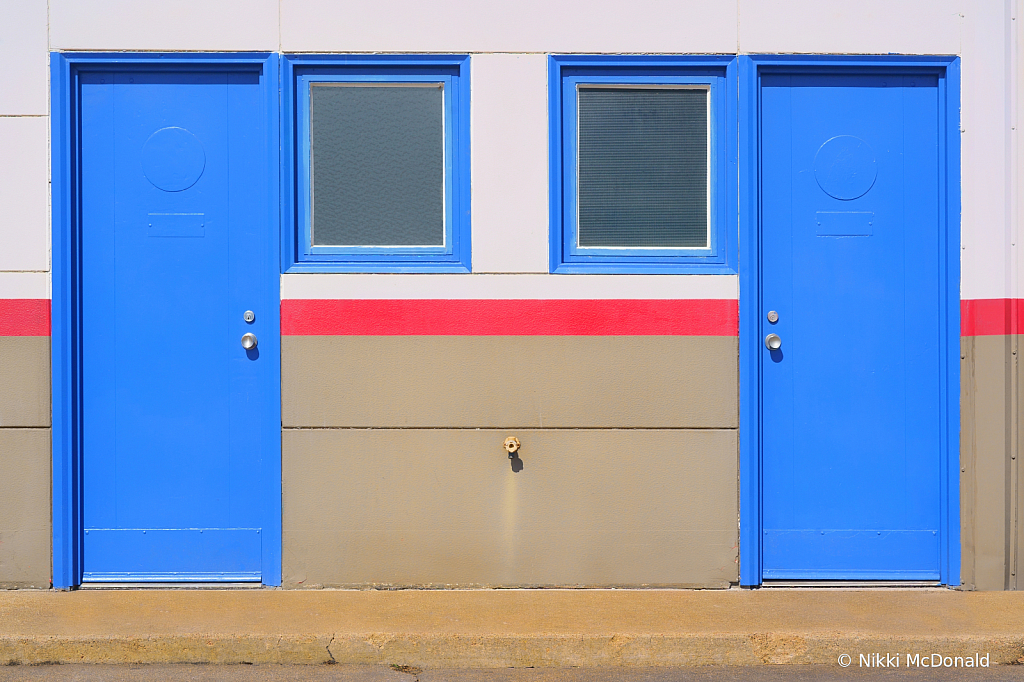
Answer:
[
  {"left": 738, "top": 55, "right": 961, "bottom": 587},
  {"left": 51, "top": 53, "right": 282, "bottom": 588}
]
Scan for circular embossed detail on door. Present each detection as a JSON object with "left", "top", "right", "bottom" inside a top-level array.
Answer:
[
  {"left": 813, "top": 135, "right": 877, "bottom": 201},
  {"left": 142, "top": 127, "right": 206, "bottom": 192}
]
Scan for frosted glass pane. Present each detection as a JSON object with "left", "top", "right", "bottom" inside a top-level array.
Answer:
[
  {"left": 310, "top": 84, "right": 444, "bottom": 247},
  {"left": 577, "top": 88, "right": 708, "bottom": 248}
]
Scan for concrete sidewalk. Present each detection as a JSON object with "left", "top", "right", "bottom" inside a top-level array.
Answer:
[{"left": 2, "top": 588, "right": 1024, "bottom": 667}]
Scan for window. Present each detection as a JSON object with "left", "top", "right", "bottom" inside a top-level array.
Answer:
[
  {"left": 283, "top": 56, "right": 471, "bottom": 272},
  {"left": 549, "top": 56, "right": 736, "bottom": 273}
]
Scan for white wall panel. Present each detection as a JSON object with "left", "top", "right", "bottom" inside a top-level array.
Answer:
[
  {"left": 0, "top": 0, "right": 48, "bottom": 116},
  {"left": 38, "top": 0, "right": 1017, "bottom": 298},
  {"left": 280, "top": 0, "right": 737, "bottom": 54},
  {"left": 960, "top": 2, "right": 1011, "bottom": 300},
  {"left": 471, "top": 54, "right": 549, "bottom": 273},
  {"left": 0, "top": 272, "right": 49, "bottom": 299},
  {"left": 50, "top": 0, "right": 279, "bottom": 51},
  {"left": 280, "top": 273, "right": 739, "bottom": 300},
  {"left": 738, "top": 0, "right": 962, "bottom": 55},
  {"left": 0, "top": 118, "right": 49, "bottom": 273}
]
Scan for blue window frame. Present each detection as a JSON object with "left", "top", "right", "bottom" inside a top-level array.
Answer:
[
  {"left": 549, "top": 56, "right": 737, "bottom": 274},
  {"left": 282, "top": 55, "right": 471, "bottom": 272}
]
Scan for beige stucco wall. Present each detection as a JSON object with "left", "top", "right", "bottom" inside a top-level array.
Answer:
[
  {"left": 283, "top": 428, "right": 737, "bottom": 588},
  {"left": 0, "top": 337, "right": 51, "bottom": 428},
  {"left": 0, "top": 337, "right": 50, "bottom": 588},
  {"left": 283, "top": 336, "right": 737, "bottom": 429},
  {"left": 282, "top": 336, "right": 739, "bottom": 587},
  {"left": 961, "top": 333, "right": 1024, "bottom": 592}
]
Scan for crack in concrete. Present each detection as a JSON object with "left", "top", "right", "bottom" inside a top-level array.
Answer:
[
  {"left": 326, "top": 634, "right": 337, "bottom": 664},
  {"left": 390, "top": 663, "right": 423, "bottom": 681}
]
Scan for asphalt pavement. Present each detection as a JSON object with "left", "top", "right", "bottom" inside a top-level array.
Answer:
[{"left": 4, "top": 666, "right": 1024, "bottom": 682}]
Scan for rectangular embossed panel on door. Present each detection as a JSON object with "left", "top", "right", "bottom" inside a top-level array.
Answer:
[
  {"left": 760, "top": 74, "right": 942, "bottom": 580},
  {"left": 78, "top": 69, "right": 274, "bottom": 582}
]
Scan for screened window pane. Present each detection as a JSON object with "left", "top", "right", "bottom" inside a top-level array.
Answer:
[
  {"left": 577, "top": 87, "right": 708, "bottom": 248},
  {"left": 310, "top": 84, "right": 444, "bottom": 247}
]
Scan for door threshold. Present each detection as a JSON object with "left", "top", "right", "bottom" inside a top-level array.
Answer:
[
  {"left": 761, "top": 580, "right": 942, "bottom": 588},
  {"left": 79, "top": 582, "right": 265, "bottom": 590}
]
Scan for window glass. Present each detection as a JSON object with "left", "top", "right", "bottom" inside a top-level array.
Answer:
[
  {"left": 310, "top": 83, "right": 444, "bottom": 247},
  {"left": 577, "top": 87, "right": 708, "bottom": 249}
]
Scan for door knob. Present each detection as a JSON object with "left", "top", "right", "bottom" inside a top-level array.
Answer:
[
  {"left": 764, "top": 333, "right": 781, "bottom": 350},
  {"left": 241, "top": 333, "right": 258, "bottom": 350}
]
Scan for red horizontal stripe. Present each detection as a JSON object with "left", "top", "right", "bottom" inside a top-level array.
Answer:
[
  {"left": 0, "top": 299, "right": 50, "bottom": 336},
  {"left": 282, "top": 299, "right": 738, "bottom": 336},
  {"left": 961, "top": 298, "right": 1024, "bottom": 336}
]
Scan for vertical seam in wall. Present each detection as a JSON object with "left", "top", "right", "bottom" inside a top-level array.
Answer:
[
  {"left": 959, "top": 5, "right": 965, "bottom": 60},
  {"left": 1016, "top": 0, "right": 1024, "bottom": 591},
  {"left": 962, "top": 337, "right": 976, "bottom": 589},
  {"left": 735, "top": 0, "right": 740, "bottom": 54},
  {"left": 46, "top": 0, "right": 53, "bottom": 584},
  {"left": 1015, "top": 332, "right": 1021, "bottom": 588},
  {"left": 1007, "top": 0, "right": 1020, "bottom": 590},
  {"left": 1006, "top": 334, "right": 1015, "bottom": 590}
]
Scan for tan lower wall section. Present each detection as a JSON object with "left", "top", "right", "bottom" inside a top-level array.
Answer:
[
  {"left": 0, "top": 336, "right": 50, "bottom": 428},
  {"left": 960, "top": 334, "right": 1021, "bottom": 591},
  {"left": 0, "top": 428, "right": 50, "bottom": 588},
  {"left": 1018, "top": 334, "right": 1024, "bottom": 591},
  {"left": 283, "top": 428, "right": 738, "bottom": 588},
  {"left": 282, "top": 336, "right": 738, "bottom": 429},
  {"left": 0, "top": 336, "right": 50, "bottom": 587}
]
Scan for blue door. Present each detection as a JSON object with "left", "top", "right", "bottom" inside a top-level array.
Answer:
[
  {"left": 79, "top": 69, "right": 277, "bottom": 582},
  {"left": 761, "top": 74, "right": 942, "bottom": 580}
]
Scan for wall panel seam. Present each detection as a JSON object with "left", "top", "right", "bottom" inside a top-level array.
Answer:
[
  {"left": 961, "top": 336, "right": 977, "bottom": 589},
  {"left": 281, "top": 426, "right": 739, "bottom": 431}
]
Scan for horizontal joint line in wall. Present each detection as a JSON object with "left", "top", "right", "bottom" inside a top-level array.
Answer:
[{"left": 281, "top": 426, "right": 738, "bottom": 431}]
